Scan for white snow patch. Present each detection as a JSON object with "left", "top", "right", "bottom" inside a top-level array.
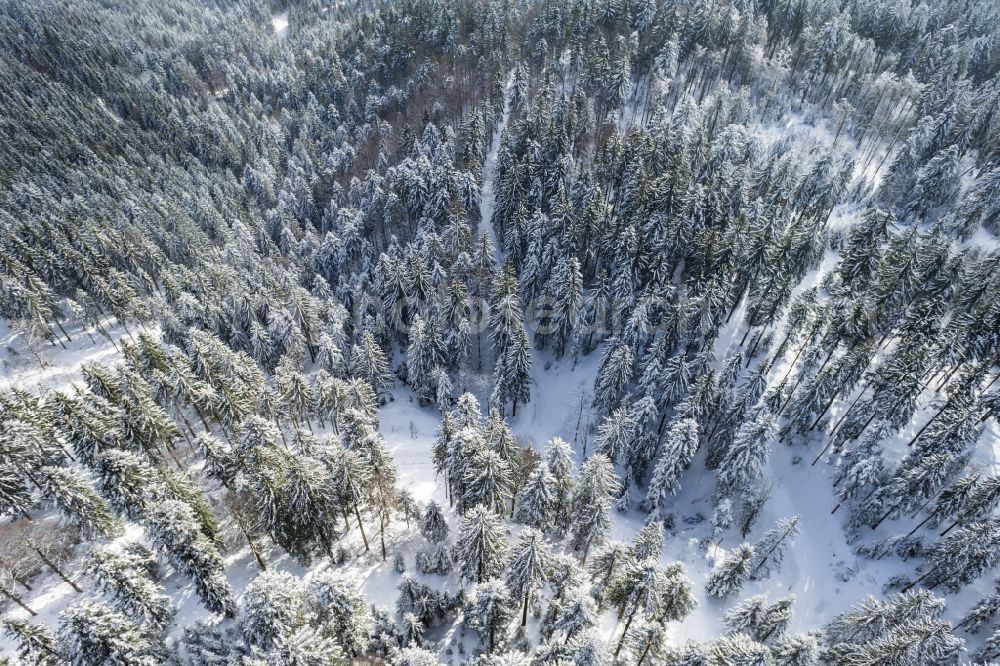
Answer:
[{"left": 271, "top": 11, "right": 289, "bottom": 39}]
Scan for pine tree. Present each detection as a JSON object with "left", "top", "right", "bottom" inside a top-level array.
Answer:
[
  {"left": 86, "top": 543, "right": 173, "bottom": 629},
  {"left": 406, "top": 315, "right": 437, "bottom": 401},
  {"left": 504, "top": 527, "right": 553, "bottom": 626},
  {"left": 432, "top": 412, "right": 456, "bottom": 499},
  {"left": 772, "top": 632, "right": 822, "bottom": 666},
  {"left": 273, "top": 625, "right": 345, "bottom": 665},
  {"left": 706, "top": 543, "right": 755, "bottom": 598},
  {"left": 0, "top": 465, "right": 33, "bottom": 520},
  {"left": 593, "top": 338, "right": 634, "bottom": 412},
  {"left": 308, "top": 570, "right": 373, "bottom": 658},
  {"left": 626, "top": 621, "right": 668, "bottom": 666},
  {"left": 401, "top": 612, "right": 424, "bottom": 647},
  {"left": 910, "top": 521, "right": 1000, "bottom": 593},
  {"left": 956, "top": 581, "right": 1000, "bottom": 633},
  {"left": 630, "top": 519, "right": 665, "bottom": 561},
  {"left": 490, "top": 322, "right": 532, "bottom": 416},
  {"left": 454, "top": 506, "right": 509, "bottom": 584},
  {"left": 465, "top": 579, "right": 514, "bottom": 653},
  {"left": 365, "top": 434, "right": 399, "bottom": 562},
  {"left": 351, "top": 330, "right": 393, "bottom": 399},
  {"left": 708, "top": 633, "right": 772, "bottom": 665},
  {"left": 593, "top": 406, "right": 634, "bottom": 464},
  {"left": 275, "top": 454, "right": 340, "bottom": 563},
  {"left": 392, "top": 647, "right": 440, "bottom": 666},
  {"left": 241, "top": 570, "right": 305, "bottom": 651},
  {"left": 824, "top": 589, "right": 951, "bottom": 659},
  {"left": 570, "top": 454, "right": 620, "bottom": 562},
  {"left": 39, "top": 466, "right": 122, "bottom": 540},
  {"left": 464, "top": 449, "right": 514, "bottom": 514},
  {"left": 749, "top": 516, "right": 800, "bottom": 581},
  {"left": 545, "top": 437, "right": 576, "bottom": 536},
  {"left": 715, "top": 407, "right": 775, "bottom": 499},
  {"left": 420, "top": 501, "right": 449, "bottom": 544},
  {"left": 551, "top": 589, "right": 597, "bottom": 645},
  {"left": 3, "top": 619, "right": 61, "bottom": 665},
  {"left": 939, "top": 475, "right": 1000, "bottom": 535},
  {"left": 975, "top": 628, "right": 1000, "bottom": 663},
  {"left": 549, "top": 257, "right": 584, "bottom": 359},
  {"left": 145, "top": 499, "right": 235, "bottom": 617},
  {"left": 58, "top": 601, "right": 163, "bottom": 665},
  {"left": 823, "top": 590, "right": 962, "bottom": 665},
  {"left": 610, "top": 559, "right": 696, "bottom": 657},
  {"left": 515, "top": 463, "right": 555, "bottom": 529},
  {"left": 326, "top": 443, "right": 371, "bottom": 553},
  {"left": 723, "top": 594, "right": 795, "bottom": 643},
  {"left": 640, "top": 418, "right": 699, "bottom": 516}
]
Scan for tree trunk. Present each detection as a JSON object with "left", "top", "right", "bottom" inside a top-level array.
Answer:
[
  {"left": 380, "top": 515, "right": 387, "bottom": 562},
  {"left": 614, "top": 606, "right": 637, "bottom": 657},
  {"left": 32, "top": 547, "right": 81, "bottom": 593},
  {"left": 354, "top": 505, "right": 370, "bottom": 551},
  {"left": 0, "top": 584, "right": 36, "bottom": 616},
  {"left": 636, "top": 637, "right": 653, "bottom": 665}
]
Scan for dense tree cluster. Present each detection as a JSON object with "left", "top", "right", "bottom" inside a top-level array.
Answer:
[{"left": 1, "top": 0, "right": 999, "bottom": 662}]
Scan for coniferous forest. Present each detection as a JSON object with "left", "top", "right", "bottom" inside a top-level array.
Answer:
[{"left": 1, "top": 0, "right": 999, "bottom": 663}]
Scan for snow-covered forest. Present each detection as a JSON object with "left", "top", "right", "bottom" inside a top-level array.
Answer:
[{"left": 1, "top": 0, "right": 999, "bottom": 663}]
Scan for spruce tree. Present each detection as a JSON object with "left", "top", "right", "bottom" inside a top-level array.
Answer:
[
  {"left": 39, "top": 466, "right": 122, "bottom": 540},
  {"left": 515, "top": 463, "right": 555, "bottom": 529},
  {"left": 504, "top": 527, "right": 553, "bottom": 626},
  {"left": 465, "top": 579, "right": 514, "bottom": 654},
  {"left": 569, "top": 454, "right": 620, "bottom": 562},
  {"left": 58, "top": 601, "right": 163, "bottom": 666},
  {"left": 640, "top": 417, "right": 699, "bottom": 515},
  {"left": 145, "top": 499, "right": 235, "bottom": 617},
  {"left": 705, "top": 544, "right": 755, "bottom": 598},
  {"left": 749, "top": 516, "right": 800, "bottom": 581},
  {"left": 86, "top": 543, "right": 173, "bottom": 629},
  {"left": 454, "top": 506, "right": 509, "bottom": 584}
]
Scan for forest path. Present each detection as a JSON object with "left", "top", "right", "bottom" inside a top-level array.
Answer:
[{"left": 476, "top": 71, "right": 512, "bottom": 265}]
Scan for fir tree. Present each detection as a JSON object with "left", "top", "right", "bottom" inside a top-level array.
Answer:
[
  {"left": 465, "top": 579, "right": 514, "bottom": 654},
  {"left": 420, "top": 501, "right": 449, "bottom": 544},
  {"left": 749, "top": 516, "right": 800, "bottom": 581},
  {"left": 145, "top": 499, "right": 235, "bottom": 617},
  {"left": 86, "top": 543, "right": 173, "bottom": 629},
  {"left": 58, "top": 601, "right": 163, "bottom": 665},
  {"left": 515, "top": 463, "right": 555, "bottom": 529},
  {"left": 570, "top": 454, "right": 620, "bottom": 562},
  {"left": 454, "top": 506, "right": 509, "bottom": 584},
  {"left": 706, "top": 544, "right": 755, "bottom": 598},
  {"left": 504, "top": 527, "right": 553, "bottom": 626},
  {"left": 640, "top": 418, "right": 699, "bottom": 516}
]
